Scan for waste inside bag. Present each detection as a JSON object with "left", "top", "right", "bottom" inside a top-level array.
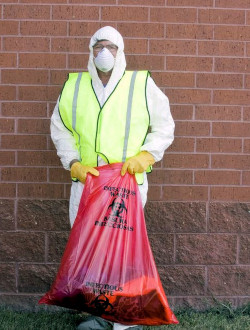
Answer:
[{"left": 39, "top": 163, "right": 178, "bottom": 326}]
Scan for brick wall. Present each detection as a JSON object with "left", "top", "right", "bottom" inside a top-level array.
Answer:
[{"left": 0, "top": 0, "right": 249, "bottom": 311}]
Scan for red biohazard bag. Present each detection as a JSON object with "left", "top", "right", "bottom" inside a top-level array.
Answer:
[{"left": 39, "top": 163, "right": 178, "bottom": 326}]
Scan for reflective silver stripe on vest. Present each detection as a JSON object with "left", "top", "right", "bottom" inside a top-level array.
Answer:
[
  {"left": 122, "top": 71, "right": 138, "bottom": 162},
  {"left": 72, "top": 72, "right": 83, "bottom": 130},
  {"left": 72, "top": 72, "right": 83, "bottom": 159}
]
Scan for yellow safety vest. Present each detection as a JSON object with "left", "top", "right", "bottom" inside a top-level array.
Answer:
[{"left": 59, "top": 70, "right": 151, "bottom": 184}]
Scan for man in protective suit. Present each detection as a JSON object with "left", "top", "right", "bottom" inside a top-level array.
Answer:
[{"left": 51, "top": 26, "right": 175, "bottom": 330}]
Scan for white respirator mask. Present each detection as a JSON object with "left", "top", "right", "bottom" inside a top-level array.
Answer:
[{"left": 94, "top": 47, "right": 115, "bottom": 73}]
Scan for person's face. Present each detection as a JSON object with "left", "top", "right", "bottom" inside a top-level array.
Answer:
[{"left": 93, "top": 40, "right": 118, "bottom": 58}]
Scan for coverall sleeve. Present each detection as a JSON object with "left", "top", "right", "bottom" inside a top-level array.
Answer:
[
  {"left": 50, "top": 98, "right": 80, "bottom": 170},
  {"left": 140, "top": 76, "right": 175, "bottom": 162}
]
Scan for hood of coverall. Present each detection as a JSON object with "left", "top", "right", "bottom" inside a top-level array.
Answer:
[{"left": 88, "top": 26, "right": 126, "bottom": 95}]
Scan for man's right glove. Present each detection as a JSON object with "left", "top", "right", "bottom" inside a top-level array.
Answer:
[
  {"left": 121, "top": 151, "right": 155, "bottom": 176},
  {"left": 70, "top": 162, "right": 99, "bottom": 183}
]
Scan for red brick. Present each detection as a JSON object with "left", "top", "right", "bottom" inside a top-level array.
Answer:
[
  {"left": 147, "top": 185, "right": 161, "bottom": 201},
  {"left": 0, "top": 118, "right": 15, "bottom": 133},
  {"left": 215, "top": 0, "right": 250, "bottom": 8},
  {"left": 0, "top": 86, "right": 16, "bottom": 101},
  {"left": 0, "top": 233, "right": 45, "bottom": 262},
  {"left": 149, "top": 169, "right": 193, "bottom": 185},
  {"left": 171, "top": 105, "right": 193, "bottom": 120},
  {"left": 243, "top": 107, "right": 250, "bottom": 121},
  {"left": 214, "top": 90, "right": 250, "bottom": 105},
  {"left": 126, "top": 55, "right": 165, "bottom": 71},
  {"left": 4, "top": 37, "right": 50, "bottom": 52},
  {"left": 0, "top": 183, "right": 16, "bottom": 197},
  {"left": 150, "top": 40, "right": 196, "bottom": 56},
  {"left": 51, "top": 37, "right": 88, "bottom": 53},
  {"left": 2, "top": 135, "right": 47, "bottom": 150},
  {"left": 69, "top": 22, "right": 102, "bottom": 37},
  {"left": 166, "top": 89, "right": 211, "bottom": 105},
  {"left": 208, "top": 266, "right": 250, "bottom": 295},
  {"left": 213, "top": 122, "right": 250, "bottom": 137},
  {"left": 2, "top": 167, "right": 47, "bottom": 182},
  {"left": 65, "top": 183, "right": 71, "bottom": 199},
  {"left": 163, "top": 186, "right": 208, "bottom": 201},
  {"left": 214, "top": 26, "right": 250, "bottom": 41},
  {"left": 168, "top": 137, "right": 195, "bottom": 152},
  {"left": 215, "top": 58, "right": 249, "bottom": 73},
  {"left": 0, "top": 263, "right": 16, "bottom": 293},
  {"left": 198, "top": 41, "right": 244, "bottom": 57},
  {"left": 124, "top": 39, "right": 148, "bottom": 54},
  {"left": 198, "top": 9, "right": 245, "bottom": 24},
  {"left": 175, "top": 121, "right": 210, "bottom": 137},
  {"left": 245, "top": 75, "right": 250, "bottom": 89},
  {"left": 196, "top": 138, "right": 242, "bottom": 153},
  {"left": 159, "top": 266, "right": 206, "bottom": 296},
  {"left": 248, "top": 10, "right": 250, "bottom": 25},
  {"left": 239, "top": 235, "right": 250, "bottom": 264},
  {"left": 17, "top": 199, "right": 69, "bottom": 231},
  {"left": 151, "top": 7, "right": 197, "bottom": 23},
  {"left": 19, "top": 86, "right": 60, "bottom": 102},
  {"left": 53, "top": 5, "right": 99, "bottom": 20},
  {"left": 166, "top": 56, "right": 213, "bottom": 72},
  {"left": 208, "top": 202, "right": 250, "bottom": 234},
  {"left": 2, "top": 102, "right": 47, "bottom": 117},
  {"left": 68, "top": 54, "right": 89, "bottom": 70},
  {"left": 47, "top": 231, "right": 69, "bottom": 262},
  {"left": 195, "top": 170, "right": 241, "bottom": 185},
  {"left": 48, "top": 103, "right": 57, "bottom": 117},
  {"left": 244, "top": 139, "right": 250, "bottom": 153},
  {"left": 211, "top": 187, "right": 250, "bottom": 202},
  {"left": 4, "top": 4, "right": 50, "bottom": 19},
  {"left": 118, "top": 23, "right": 164, "bottom": 38},
  {"left": 212, "top": 155, "right": 250, "bottom": 170},
  {"left": 17, "top": 119, "right": 50, "bottom": 134},
  {"left": 149, "top": 234, "right": 175, "bottom": 264},
  {"left": 19, "top": 53, "right": 66, "bottom": 69},
  {"left": 50, "top": 70, "right": 69, "bottom": 85},
  {"left": 166, "top": 24, "right": 213, "bottom": 40},
  {"left": 145, "top": 201, "right": 207, "bottom": 234},
  {"left": 195, "top": 106, "right": 241, "bottom": 121},
  {"left": 18, "top": 183, "right": 65, "bottom": 199},
  {"left": 168, "top": 0, "right": 213, "bottom": 6},
  {"left": 0, "top": 20, "right": 18, "bottom": 35},
  {"left": 164, "top": 154, "right": 209, "bottom": 169},
  {"left": 20, "top": 21, "right": 67, "bottom": 36},
  {"left": 20, "top": 0, "right": 67, "bottom": 2},
  {"left": 49, "top": 167, "right": 71, "bottom": 183},
  {"left": 102, "top": 6, "right": 148, "bottom": 21},
  {"left": 153, "top": 72, "right": 195, "bottom": 88},
  {"left": 0, "top": 53, "right": 16, "bottom": 68},
  {"left": 0, "top": 151, "right": 15, "bottom": 166},
  {"left": 242, "top": 171, "right": 250, "bottom": 185},
  {"left": 18, "top": 264, "right": 58, "bottom": 293},
  {"left": 17, "top": 151, "right": 61, "bottom": 166},
  {"left": 2, "top": 69, "right": 49, "bottom": 85},
  {"left": 176, "top": 234, "right": 237, "bottom": 264},
  {"left": 118, "top": 0, "right": 164, "bottom": 5}
]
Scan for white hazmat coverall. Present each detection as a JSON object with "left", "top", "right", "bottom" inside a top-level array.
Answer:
[{"left": 50, "top": 26, "right": 175, "bottom": 330}]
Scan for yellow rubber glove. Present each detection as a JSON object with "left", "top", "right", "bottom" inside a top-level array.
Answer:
[
  {"left": 70, "top": 162, "right": 99, "bottom": 183},
  {"left": 121, "top": 151, "right": 155, "bottom": 176}
]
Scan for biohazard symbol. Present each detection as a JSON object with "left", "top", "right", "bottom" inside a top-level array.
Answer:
[
  {"left": 108, "top": 198, "right": 127, "bottom": 218},
  {"left": 91, "top": 294, "right": 113, "bottom": 315}
]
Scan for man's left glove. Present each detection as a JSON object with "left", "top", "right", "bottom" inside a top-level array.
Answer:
[
  {"left": 70, "top": 162, "right": 99, "bottom": 183},
  {"left": 121, "top": 151, "right": 155, "bottom": 176}
]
